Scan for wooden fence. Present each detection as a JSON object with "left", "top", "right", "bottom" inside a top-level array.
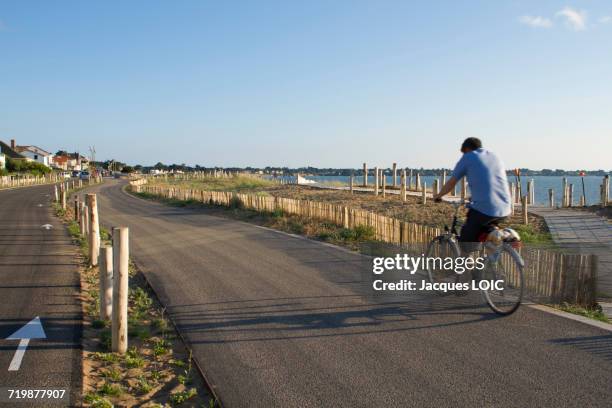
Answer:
[
  {"left": 130, "top": 181, "right": 597, "bottom": 306},
  {"left": 0, "top": 173, "right": 65, "bottom": 189}
]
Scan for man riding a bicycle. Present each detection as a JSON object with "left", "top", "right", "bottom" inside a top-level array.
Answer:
[{"left": 433, "top": 137, "right": 512, "bottom": 253}]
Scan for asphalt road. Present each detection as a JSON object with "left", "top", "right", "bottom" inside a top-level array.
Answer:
[
  {"left": 0, "top": 185, "right": 82, "bottom": 407},
  {"left": 88, "top": 180, "right": 612, "bottom": 408}
]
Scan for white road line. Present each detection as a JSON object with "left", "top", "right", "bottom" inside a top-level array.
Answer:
[{"left": 8, "top": 339, "right": 30, "bottom": 371}]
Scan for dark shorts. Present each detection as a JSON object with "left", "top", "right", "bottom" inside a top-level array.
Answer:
[{"left": 459, "top": 208, "right": 506, "bottom": 253}]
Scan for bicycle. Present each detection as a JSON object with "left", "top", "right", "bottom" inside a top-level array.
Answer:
[{"left": 425, "top": 202, "right": 525, "bottom": 315}]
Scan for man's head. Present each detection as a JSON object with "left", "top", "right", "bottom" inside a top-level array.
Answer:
[{"left": 461, "top": 137, "right": 482, "bottom": 153}]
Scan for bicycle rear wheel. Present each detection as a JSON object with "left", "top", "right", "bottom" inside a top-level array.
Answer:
[
  {"left": 481, "top": 245, "right": 524, "bottom": 315},
  {"left": 425, "top": 235, "right": 460, "bottom": 294}
]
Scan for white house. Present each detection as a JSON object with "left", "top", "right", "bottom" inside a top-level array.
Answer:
[
  {"left": 15, "top": 144, "right": 53, "bottom": 167},
  {"left": 0, "top": 153, "right": 5, "bottom": 169}
]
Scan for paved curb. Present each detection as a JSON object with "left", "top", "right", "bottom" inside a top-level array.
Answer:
[{"left": 528, "top": 304, "right": 612, "bottom": 332}]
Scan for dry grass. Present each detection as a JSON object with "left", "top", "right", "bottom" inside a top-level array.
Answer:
[{"left": 147, "top": 180, "right": 550, "bottom": 243}]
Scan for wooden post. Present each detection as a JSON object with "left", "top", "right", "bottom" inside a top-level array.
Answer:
[
  {"left": 568, "top": 184, "right": 574, "bottom": 207},
  {"left": 79, "top": 202, "right": 86, "bottom": 234},
  {"left": 549, "top": 189, "right": 554, "bottom": 208},
  {"left": 382, "top": 175, "right": 386, "bottom": 197},
  {"left": 74, "top": 197, "right": 80, "bottom": 222},
  {"left": 392, "top": 163, "right": 397, "bottom": 187},
  {"left": 84, "top": 205, "right": 90, "bottom": 235},
  {"left": 87, "top": 194, "right": 100, "bottom": 267},
  {"left": 349, "top": 173, "right": 354, "bottom": 194},
  {"left": 603, "top": 175, "right": 610, "bottom": 206},
  {"left": 408, "top": 169, "right": 413, "bottom": 190},
  {"left": 510, "top": 183, "right": 515, "bottom": 216},
  {"left": 580, "top": 195, "right": 585, "bottom": 206},
  {"left": 521, "top": 196, "right": 528, "bottom": 225},
  {"left": 527, "top": 180, "right": 534, "bottom": 204},
  {"left": 400, "top": 169, "right": 407, "bottom": 202},
  {"left": 514, "top": 183, "right": 521, "bottom": 204},
  {"left": 374, "top": 167, "right": 379, "bottom": 196},
  {"left": 442, "top": 170, "right": 447, "bottom": 186},
  {"left": 530, "top": 179, "right": 535, "bottom": 205},
  {"left": 343, "top": 207, "right": 349, "bottom": 228},
  {"left": 61, "top": 184, "right": 67, "bottom": 210},
  {"left": 422, "top": 182, "right": 427, "bottom": 205},
  {"left": 99, "top": 246, "right": 113, "bottom": 321},
  {"left": 54, "top": 184, "right": 59, "bottom": 202},
  {"left": 416, "top": 173, "right": 421, "bottom": 191},
  {"left": 363, "top": 163, "right": 368, "bottom": 187},
  {"left": 562, "top": 177, "right": 568, "bottom": 207},
  {"left": 112, "top": 227, "right": 129, "bottom": 354},
  {"left": 432, "top": 179, "right": 439, "bottom": 197}
]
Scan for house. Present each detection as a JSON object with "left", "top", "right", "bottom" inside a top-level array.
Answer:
[
  {"left": 14, "top": 141, "right": 53, "bottom": 167},
  {"left": 0, "top": 139, "right": 26, "bottom": 160},
  {"left": 52, "top": 152, "right": 89, "bottom": 171},
  {"left": 0, "top": 153, "right": 5, "bottom": 170}
]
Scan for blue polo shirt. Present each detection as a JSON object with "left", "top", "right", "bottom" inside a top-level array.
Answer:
[{"left": 451, "top": 148, "right": 511, "bottom": 217}]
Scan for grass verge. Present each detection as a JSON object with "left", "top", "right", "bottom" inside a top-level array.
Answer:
[
  {"left": 552, "top": 302, "right": 610, "bottom": 323},
  {"left": 133, "top": 190, "right": 376, "bottom": 251},
  {"left": 52, "top": 192, "right": 217, "bottom": 407}
]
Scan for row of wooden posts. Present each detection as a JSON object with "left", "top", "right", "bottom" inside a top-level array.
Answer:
[
  {"left": 55, "top": 180, "right": 131, "bottom": 354},
  {"left": 1, "top": 173, "right": 65, "bottom": 189},
  {"left": 511, "top": 175, "right": 610, "bottom": 208},
  {"left": 54, "top": 176, "right": 103, "bottom": 211},
  {"left": 131, "top": 180, "right": 597, "bottom": 306}
]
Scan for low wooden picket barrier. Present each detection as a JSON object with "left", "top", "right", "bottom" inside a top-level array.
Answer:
[
  {"left": 130, "top": 181, "right": 597, "bottom": 307},
  {"left": 0, "top": 173, "right": 65, "bottom": 189}
]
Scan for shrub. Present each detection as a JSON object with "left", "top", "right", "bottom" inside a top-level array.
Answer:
[
  {"left": 229, "top": 195, "right": 244, "bottom": 209},
  {"left": 6, "top": 158, "right": 51, "bottom": 175}
]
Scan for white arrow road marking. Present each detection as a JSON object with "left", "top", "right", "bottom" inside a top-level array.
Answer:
[
  {"left": 9, "top": 339, "right": 30, "bottom": 371},
  {"left": 6, "top": 317, "right": 46, "bottom": 371},
  {"left": 41, "top": 224, "right": 53, "bottom": 230}
]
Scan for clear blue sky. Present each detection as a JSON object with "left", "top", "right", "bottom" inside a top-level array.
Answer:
[{"left": 1, "top": 1, "right": 610, "bottom": 169}]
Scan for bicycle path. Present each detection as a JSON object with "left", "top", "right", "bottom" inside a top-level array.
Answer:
[
  {"left": 529, "top": 207, "right": 612, "bottom": 316},
  {"left": 85, "top": 180, "right": 612, "bottom": 408}
]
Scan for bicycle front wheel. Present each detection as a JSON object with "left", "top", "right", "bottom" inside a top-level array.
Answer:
[
  {"left": 481, "top": 245, "right": 524, "bottom": 315},
  {"left": 425, "top": 235, "right": 460, "bottom": 295}
]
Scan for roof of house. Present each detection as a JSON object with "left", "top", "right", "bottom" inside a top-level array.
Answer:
[
  {"left": 16, "top": 145, "right": 52, "bottom": 156},
  {"left": 0, "top": 140, "right": 26, "bottom": 159},
  {"left": 53, "top": 155, "right": 76, "bottom": 164}
]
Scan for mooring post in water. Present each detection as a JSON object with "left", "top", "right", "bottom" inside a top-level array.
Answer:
[
  {"left": 363, "top": 163, "right": 368, "bottom": 187},
  {"left": 392, "top": 163, "right": 397, "bottom": 187},
  {"left": 568, "top": 184, "right": 574, "bottom": 207},
  {"left": 521, "top": 196, "right": 528, "bottom": 225},
  {"left": 527, "top": 179, "right": 534, "bottom": 204},
  {"left": 549, "top": 189, "right": 554, "bottom": 208}
]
